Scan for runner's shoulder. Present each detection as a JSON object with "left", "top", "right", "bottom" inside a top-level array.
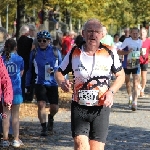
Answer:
[{"left": 100, "top": 43, "right": 114, "bottom": 51}]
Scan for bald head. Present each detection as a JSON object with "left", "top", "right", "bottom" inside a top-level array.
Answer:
[{"left": 82, "top": 19, "right": 103, "bottom": 31}]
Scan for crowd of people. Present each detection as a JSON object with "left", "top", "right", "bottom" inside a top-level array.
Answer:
[{"left": 0, "top": 18, "right": 149, "bottom": 149}]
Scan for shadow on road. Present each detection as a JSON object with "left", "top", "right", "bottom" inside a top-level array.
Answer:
[{"left": 106, "top": 124, "right": 150, "bottom": 150}]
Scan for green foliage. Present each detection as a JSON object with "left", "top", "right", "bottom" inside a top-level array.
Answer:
[{"left": 0, "top": 0, "right": 150, "bottom": 34}]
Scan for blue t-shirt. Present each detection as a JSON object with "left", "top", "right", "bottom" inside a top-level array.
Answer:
[{"left": 2, "top": 53, "right": 24, "bottom": 95}]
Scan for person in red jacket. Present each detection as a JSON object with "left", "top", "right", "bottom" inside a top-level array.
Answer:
[
  {"left": 61, "top": 32, "right": 72, "bottom": 59},
  {"left": 139, "top": 28, "right": 150, "bottom": 97},
  {"left": 0, "top": 56, "right": 13, "bottom": 146}
]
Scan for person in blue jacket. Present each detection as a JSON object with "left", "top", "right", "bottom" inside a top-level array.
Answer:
[{"left": 26, "top": 30, "right": 62, "bottom": 136}]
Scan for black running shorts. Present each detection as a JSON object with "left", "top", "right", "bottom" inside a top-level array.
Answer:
[
  {"left": 140, "top": 64, "right": 148, "bottom": 71},
  {"left": 71, "top": 101, "right": 110, "bottom": 143},
  {"left": 124, "top": 67, "right": 140, "bottom": 75},
  {"left": 35, "top": 84, "right": 59, "bottom": 104}
]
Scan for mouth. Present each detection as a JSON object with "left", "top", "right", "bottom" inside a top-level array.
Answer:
[{"left": 89, "top": 39, "right": 96, "bottom": 43}]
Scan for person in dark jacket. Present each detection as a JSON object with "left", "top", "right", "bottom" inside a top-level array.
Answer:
[
  {"left": 119, "top": 27, "right": 130, "bottom": 42},
  {"left": 17, "top": 25, "right": 33, "bottom": 101}
]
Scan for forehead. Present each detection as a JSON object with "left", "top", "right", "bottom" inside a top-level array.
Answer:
[
  {"left": 141, "top": 29, "right": 147, "bottom": 33},
  {"left": 131, "top": 29, "right": 139, "bottom": 33},
  {"left": 124, "top": 28, "right": 130, "bottom": 32},
  {"left": 86, "top": 21, "right": 102, "bottom": 29}
]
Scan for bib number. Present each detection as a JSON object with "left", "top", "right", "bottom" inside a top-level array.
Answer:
[{"left": 78, "top": 90, "right": 99, "bottom": 106}]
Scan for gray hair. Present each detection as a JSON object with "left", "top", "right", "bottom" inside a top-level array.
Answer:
[
  {"left": 130, "top": 27, "right": 139, "bottom": 33},
  {"left": 124, "top": 27, "right": 130, "bottom": 32},
  {"left": 0, "top": 27, "right": 7, "bottom": 40},
  {"left": 82, "top": 18, "right": 102, "bottom": 30},
  {"left": 19, "top": 25, "right": 29, "bottom": 35},
  {"left": 28, "top": 24, "right": 36, "bottom": 31}
]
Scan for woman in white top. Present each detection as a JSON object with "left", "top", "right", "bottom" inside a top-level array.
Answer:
[{"left": 114, "top": 33, "right": 123, "bottom": 62}]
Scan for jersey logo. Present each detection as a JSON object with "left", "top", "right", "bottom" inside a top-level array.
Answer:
[{"left": 6, "top": 62, "right": 17, "bottom": 76}]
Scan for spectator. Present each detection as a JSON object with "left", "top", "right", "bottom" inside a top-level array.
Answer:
[
  {"left": 119, "top": 27, "right": 130, "bottom": 42},
  {"left": 61, "top": 32, "right": 72, "bottom": 59},
  {"left": 0, "top": 26, "right": 13, "bottom": 141},
  {"left": 17, "top": 25, "right": 33, "bottom": 101},
  {"left": 0, "top": 27, "right": 7, "bottom": 54},
  {"left": 28, "top": 24, "right": 36, "bottom": 40},
  {"left": 2, "top": 38, "right": 24, "bottom": 148},
  {"left": 0, "top": 56, "right": 13, "bottom": 147}
]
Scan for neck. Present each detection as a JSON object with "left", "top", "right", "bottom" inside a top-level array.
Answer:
[
  {"left": 142, "top": 37, "right": 147, "bottom": 41},
  {"left": 83, "top": 45, "right": 97, "bottom": 55}
]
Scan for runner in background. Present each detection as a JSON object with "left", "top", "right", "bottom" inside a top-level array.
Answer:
[
  {"left": 100, "top": 26, "right": 114, "bottom": 46},
  {"left": 118, "top": 27, "right": 142, "bottom": 111},
  {"left": 26, "top": 30, "right": 62, "bottom": 136},
  {"left": 139, "top": 28, "right": 150, "bottom": 97},
  {"left": 113, "top": 33, "right": 123, "bottom": 62}
]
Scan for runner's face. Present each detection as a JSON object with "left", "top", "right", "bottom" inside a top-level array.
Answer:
[
  {"left": 140, "top": 29, "right": 147, "bottom": 39},
  {"left": 102, "top": 27, "right": 107, "bottom": 37},
  {"left": 124, "top": 30, "right": 130, "bottom": 36},
  {"left": 38, "top": 38, "right": 49, "bottom": 49},
  {"left": 114, "top": 35, "right": 119, "bottom": 42},
  {"left": 83, "top": 21, "right": 103, "bottom": 48},
  {"left": 131, "top": 29, "right": 139, "bottom": 40}
]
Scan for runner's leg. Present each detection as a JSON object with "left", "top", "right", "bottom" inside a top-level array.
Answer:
[{"left": 11, "top": 104, "right": 20, "bottom": 141}]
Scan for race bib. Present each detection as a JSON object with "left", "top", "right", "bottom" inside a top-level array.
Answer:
[
  {"left": 127, "top": 50, "right": 140, "bottom": 69},
  {"left": 78, "top": 90, "right": 99, "bottom": 106}
]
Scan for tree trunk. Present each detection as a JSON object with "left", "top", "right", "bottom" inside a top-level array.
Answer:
[{"left": 16, "top": 0, "right": 25, "bottom": 40}]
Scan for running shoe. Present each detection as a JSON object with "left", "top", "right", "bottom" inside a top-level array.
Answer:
[
  {"left": 47, "top": 114, "right": 54, "bottom": 132},
  {"left": 2, "top": 140, "right": 10, "bottom": 148},
  {"left": 41, "top": 127, "right": 47, "bottom": 136},
  {"left": 12, "top": 139, "right": 24, "bottom": 148},
  {"left": 131, "top": 101, "right": 137, "bottom": 111}
]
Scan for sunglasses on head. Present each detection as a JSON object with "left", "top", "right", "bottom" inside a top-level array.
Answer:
[{"left": 38, "top": 39, "right": 47, "bottom": 43}]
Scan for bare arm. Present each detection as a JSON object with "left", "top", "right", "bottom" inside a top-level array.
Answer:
[
  {"left": 55, "top": 70, "right": 71, "bottom": 92},
  {"left": 109, "top": 68, "right": 125, "bottom": 93},
  {"left": 117, "top": 48, "right": 132, "bottom": 55},
  {"left": 55, "top": 69, "right": 65, "bottom": 86}
]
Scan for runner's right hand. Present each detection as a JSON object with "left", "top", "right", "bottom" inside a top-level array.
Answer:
[
  {"left": 128, "top": 48, "right": 133, "bottom": 54},
  {"left": 60, "top": 80, "right": 72, "bottom": 92}
]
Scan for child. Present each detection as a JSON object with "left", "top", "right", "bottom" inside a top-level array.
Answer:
[{"left": 2, "top": 38, "right": 24, "bottom": 148}]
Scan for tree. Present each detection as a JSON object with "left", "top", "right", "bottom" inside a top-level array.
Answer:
[{"left": 0, "top": 0, "right": 150, "bottom": 34}]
